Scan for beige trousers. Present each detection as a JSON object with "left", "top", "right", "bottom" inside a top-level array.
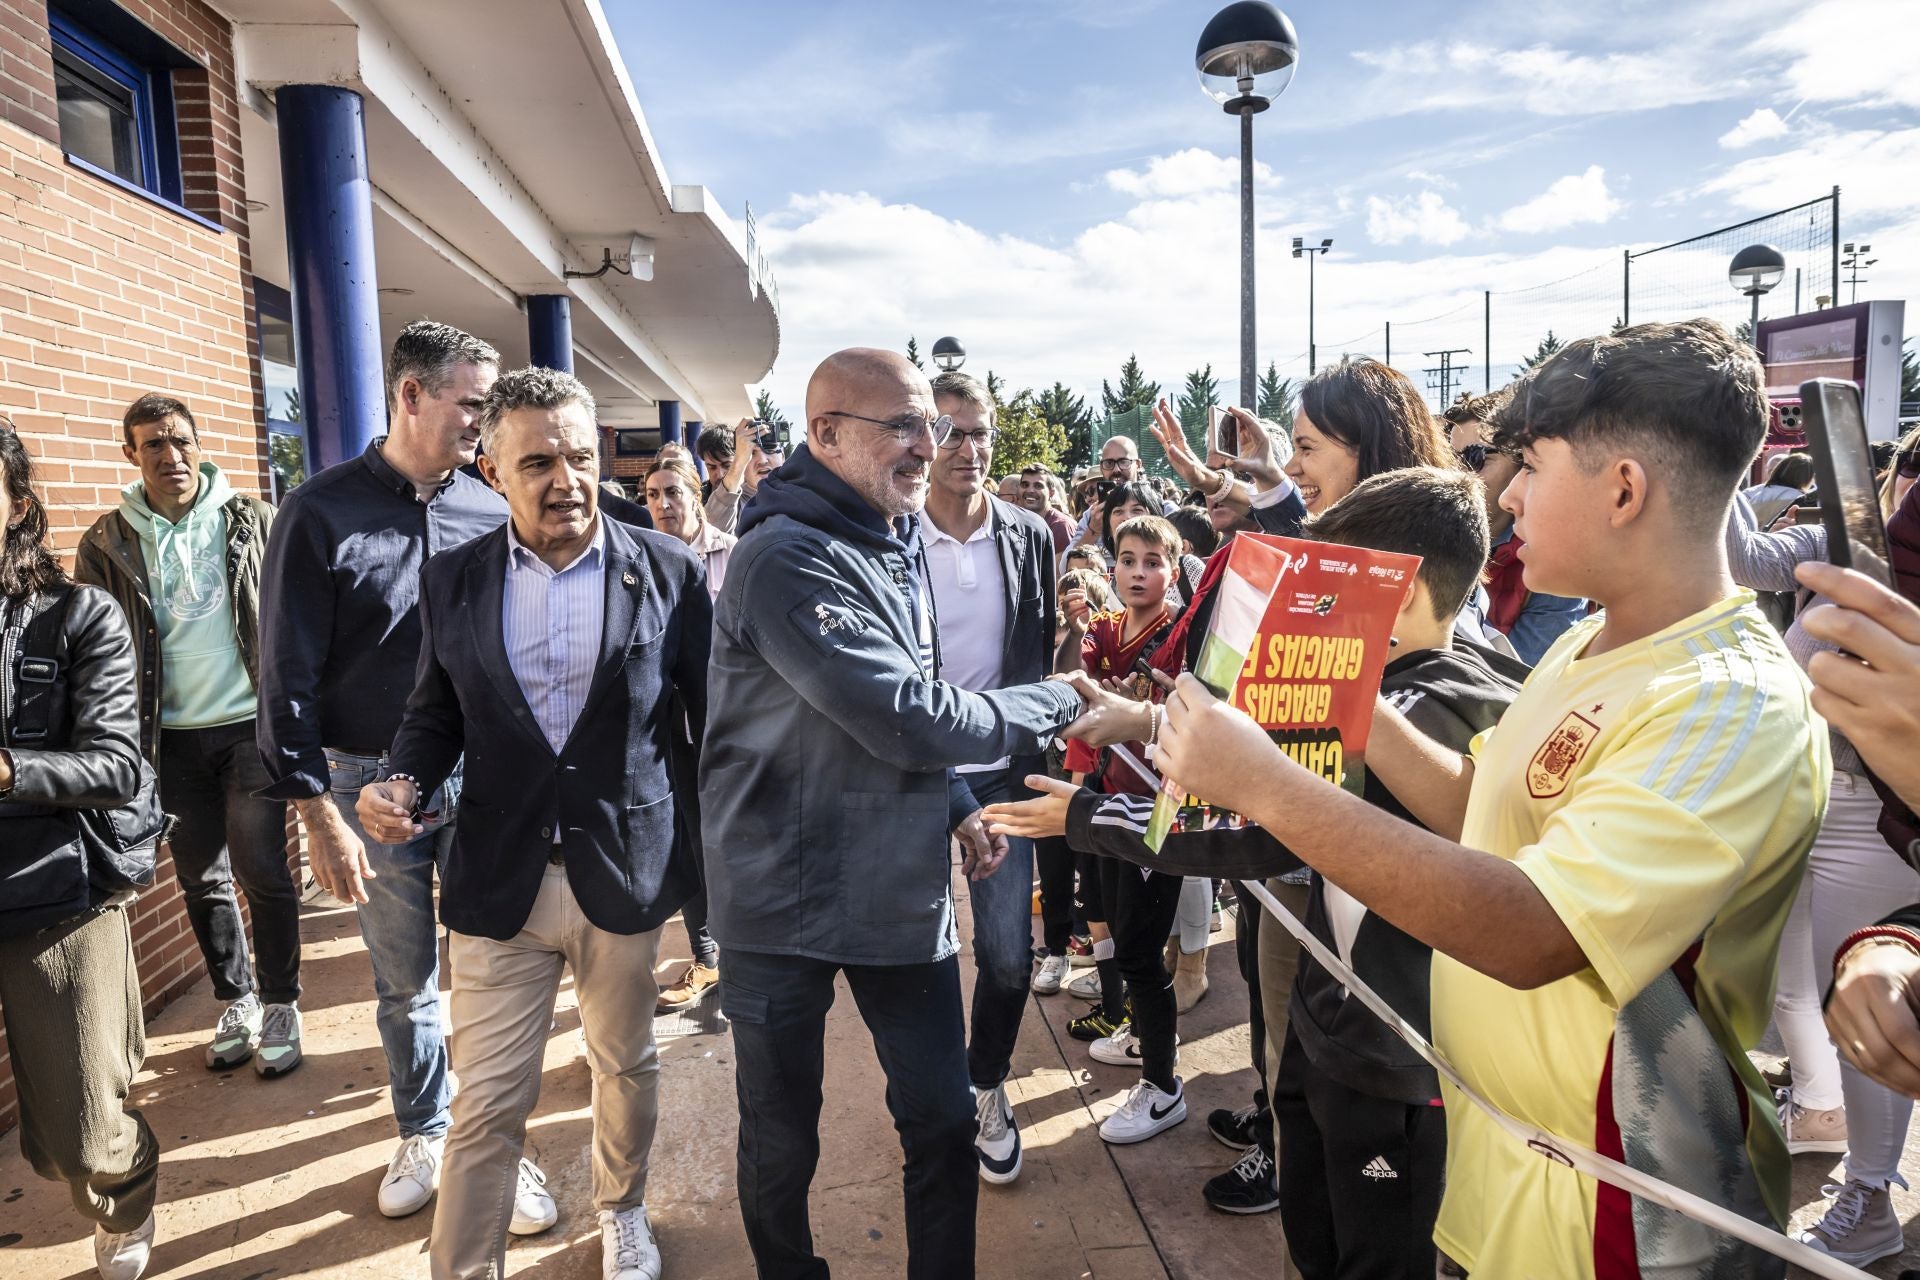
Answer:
[
  {"left": 429, "top": 863, "right": 664, "bottom": 1280},
  {"left": 1256, "top": 877, "right": 1312, "bottom": 1158}
]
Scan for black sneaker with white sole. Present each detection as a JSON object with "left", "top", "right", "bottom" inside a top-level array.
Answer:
[
  {"left": 1206, "top": 1101, "right": 1269, "bottom": 1150},
  {"left": 974, "top": 1083, "right": 1022, "bottom": 1185},
  {"left": 1204, "top": 1145, "right": 1279, "bottom": 1214}
]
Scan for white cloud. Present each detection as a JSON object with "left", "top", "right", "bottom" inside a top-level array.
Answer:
[
  {"left": 1719, "top": 108, "right": 1789, "bottom": 149},
  {"left": 1365, "top": 191, "right": 1471, "bottom": 246},
  {"left": 1694, "top": 125, "right": 1920, "bottom": 218},
  {"left": 1339, "top": 40, "right": 1738, "bottom": 123},
  {"left": 1496, "top": 166, "right": 1623, "bottom": 234},
  {"left": 1758, "top": 0, "right": 1920, "bottom": 110},
  {"left": 1105, "top": 148, "right": 1277, "bottom": 199}
]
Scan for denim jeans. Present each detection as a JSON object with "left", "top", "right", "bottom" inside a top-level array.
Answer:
[
  {"left": 959, "top": 767, "right": 1035, "bottom": 1090},
  {"left": 326, "top": 749, "right": 461, "bottom": 1139},
  {"left": 722, "top": 948, "right": 976, "bottom": 1280},
  {"left": 159, "top": 719, "right": 300, "bottom": 1006}
]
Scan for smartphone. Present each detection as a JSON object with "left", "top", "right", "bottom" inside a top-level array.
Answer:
[
  {"left": 1800, "top": 378, "right": 1893, "bottom": 587},
  {"left": 1208, "top": 405, "right": 1231, "bottom": 457}
]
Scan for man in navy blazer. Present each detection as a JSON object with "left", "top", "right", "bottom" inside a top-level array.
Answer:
[{"left": 359, "top": 368, "right": 707, "bottom": 1280}]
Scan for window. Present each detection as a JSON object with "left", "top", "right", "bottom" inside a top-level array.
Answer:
[
  {"left": 49, "top": 6, "right": 182, "bottom": 204},
  {"left": 613, "top": 430, "right": 654, "bottom": 458},
  {"left": 255, "top": 279, "right": 307, "bottom": 499}
]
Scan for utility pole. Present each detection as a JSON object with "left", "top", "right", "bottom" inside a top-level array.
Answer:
[{"left": 1423, "top": 348, "right": 1471, "bottom": 408}]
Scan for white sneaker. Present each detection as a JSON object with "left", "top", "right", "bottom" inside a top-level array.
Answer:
[
  {"left": 1031, "top": 954, "right": 1069, "bottom": 995},
  {"left": 377, "top": 1133, "right": 444, "bottom": 1217},
  {"left": 93, "top": 1212, "right": 154, "bottom": 1280},
  {"left": 600, "top": 1205, "right": 663, "bottom": 1280},
  {"left": 974, "top": 1083, "right": 1022, "bottom": 1185},
  {"left": 1066, "top": 969, "right": 1104, "bottom": 1000},
  {"left": 509, "top": 1157, "right": 559, "bottom": 1235},
  {"left": 1089, "top": 1024, "right": 1176, "bottom": 1067},
  {"left": 1099, "top": 1077, "right": 1186, "bottom": 1145}
]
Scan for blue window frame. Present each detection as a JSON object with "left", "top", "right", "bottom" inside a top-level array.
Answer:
[{"left": 48, "top": 7, "right": 182, "bottom": 204}]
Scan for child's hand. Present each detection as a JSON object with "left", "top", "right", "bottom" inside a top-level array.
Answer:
[{"left": 984, "top": 776, "right": 1080, "bottom": 840}]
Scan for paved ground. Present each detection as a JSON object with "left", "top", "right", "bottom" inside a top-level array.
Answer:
[
  {"left": 0, "top": 866, "right": 1288, "bottom": 1280},
  {"left": 5, "top": 861, "right": 1919, "bottom": 1280}
]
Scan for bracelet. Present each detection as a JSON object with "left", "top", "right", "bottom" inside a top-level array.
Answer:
[
  {"left": 1146, "top": 703, "right": 1163, "bottom": 747},
  {"left": 382, "top": 772, "right": 420, "bottom": 791},
  {"left": 1211, "top": 469, "right": 1237, "bottom": 502},
  {"left": 1834, "top": 925, "right": 1920, "bottom": 972}
]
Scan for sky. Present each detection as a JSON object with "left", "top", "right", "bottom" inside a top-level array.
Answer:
[{"left": 606, "top": 0, "right": 1920, "bottom": 421}]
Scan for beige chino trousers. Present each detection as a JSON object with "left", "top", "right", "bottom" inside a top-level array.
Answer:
[{"left": 429, "top": 862, "right": 663, "bottom": 1280}]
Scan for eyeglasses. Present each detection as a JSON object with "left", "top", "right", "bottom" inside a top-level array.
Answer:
[
  {"left": 823, "top": 410, "right": 953, "bottom": 447},
  {"left": 938, "top": 426, "right": 994, "bottom": 452},
  {"left": 1100, "top": 457, "right": 1133, "bottom": 471}
]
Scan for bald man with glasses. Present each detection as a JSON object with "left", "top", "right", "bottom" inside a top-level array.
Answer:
[{"left": 702, "top": 349, "right": 1087, "bottom": 1279}]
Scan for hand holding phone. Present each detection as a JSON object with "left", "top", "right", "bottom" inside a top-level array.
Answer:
[{"left": 1801, "top": 378, "right": 1893, "bottom": 588}]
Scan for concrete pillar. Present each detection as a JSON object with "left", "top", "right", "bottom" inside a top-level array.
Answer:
[
  {"left": 277, "top": 86, "right": 383, "bottom": 470},
  {"left": 527, "top": 294, "right": 573, "bottom": 372}
]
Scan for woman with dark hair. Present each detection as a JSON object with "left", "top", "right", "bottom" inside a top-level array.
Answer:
[
  {"left": 0, "top": 420, "right": 157, "bottom": 1280},
  {"left": 1290, "top": 357, "right": 1456, "bottom": 514},
  {"left": 1098, "top": 481, "right": 1205, "bottom": 606}
]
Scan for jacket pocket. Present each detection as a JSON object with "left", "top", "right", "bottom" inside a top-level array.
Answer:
[
  {"left": 838, "top": 790, "right": 950, "bottom": 925},
  {"left": 619, "top": 794, "right": 672, "bottom": 866}
]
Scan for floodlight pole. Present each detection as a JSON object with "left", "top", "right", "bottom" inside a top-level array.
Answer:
[{"left": 1238, "top": 107, "right": 1256, "bottom": 409}]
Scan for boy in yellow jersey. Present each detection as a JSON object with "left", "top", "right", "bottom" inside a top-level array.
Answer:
[{"left": 1151, "top": 319, "right": 1829, "bottom": 1279}]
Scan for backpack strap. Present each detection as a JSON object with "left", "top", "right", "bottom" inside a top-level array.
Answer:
[{"left": 12, "top": 586, "right": 76, "bottom": 745}]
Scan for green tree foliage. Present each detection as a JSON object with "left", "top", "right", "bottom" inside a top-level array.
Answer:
[
  {"left": 1101, "top": 354, "right": 1160, "bottom": 419},
  {"left": 1256, "top": 362, "right": 1296, "bottom": 429},
  {"left": 986, "top": 370, "right": 1006, "bottom": 407},
  {"left": 269, "top": 432, "right": 306, "bottom": 494},
  {"left": 1176, "top": 364, "right": 1220, "bottom": 454},
  {"left": 1520, "top": 330, "right": 1565, "bottom": 371},
  {"left": 1038, "top": 382, "right": 1094, "bottom": 471},
  {"left": 752, "top": 388, "right": 791, "bottom": 432},
  {"left": 906, "top": 336, "right": 923, "bottom": 370},
  {"left": 991, "top": 388, "right": 1067, "bottom": 477}
]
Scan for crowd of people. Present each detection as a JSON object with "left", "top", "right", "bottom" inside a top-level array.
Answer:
[{"left": 2, "top": 313, "right": 1920, "bottom": 1280}]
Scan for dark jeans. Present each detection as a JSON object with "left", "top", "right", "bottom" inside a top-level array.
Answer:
[
  {"left": 1274, "top": 1028, "right": 1445, "bottom": 1280},
  {"left": 723, "top": 947, "right": 976, "bottom": 1280},
  {"left": 159, "top": 719, "right": 300, "bottom": 1006},
  {"left": 960, "top": 767, "right": 1034, "bottom": 1090},
  {"left": 1099, "top": 854, "right": 1185, "bottom": 1091},
  {"left": 1035, "top": 834, "right": 1077, "bottom": 954}
]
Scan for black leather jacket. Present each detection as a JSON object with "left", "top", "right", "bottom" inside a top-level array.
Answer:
[{"left": 1, "top": 585, "right": 143, "bottom": 924}]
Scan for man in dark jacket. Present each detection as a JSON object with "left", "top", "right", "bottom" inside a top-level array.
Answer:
[
  {"left": 702, "top": 348, "right": 1084, "bottom": 1280},
  {"left": 76, "top": 394, "right": 298, "bottom": 1079},
  {"left": 359, "top": 369, "right": 706, "bottom": 1280}
]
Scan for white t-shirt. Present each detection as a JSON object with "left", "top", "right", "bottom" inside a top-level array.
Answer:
[{"left": 923, "top": 508, "right": 1009, "bottom": 773}]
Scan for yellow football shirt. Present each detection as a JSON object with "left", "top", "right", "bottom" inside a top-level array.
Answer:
[{"left": 1431, "top": 592, "right": 1829, "bottom": 1278}]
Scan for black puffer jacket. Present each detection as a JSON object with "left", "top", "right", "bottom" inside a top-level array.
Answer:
[{"left": 0, "top": 584, "right": 143, "bottom": 928}]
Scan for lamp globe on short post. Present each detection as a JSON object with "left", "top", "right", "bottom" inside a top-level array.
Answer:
[
  {"left": 931, "top": 336, "right": 966, "bottom": 373},
  {"left": 1728, "top": 244, "right": 1786, "bottom": 352},
  {"left": 1197, "top": 1, "right": 1299, "bottom": 410}
]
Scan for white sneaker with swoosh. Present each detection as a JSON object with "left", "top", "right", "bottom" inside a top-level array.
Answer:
[{"left": 1099, "top": 1076, "right": 1185, "bottom": 1144}]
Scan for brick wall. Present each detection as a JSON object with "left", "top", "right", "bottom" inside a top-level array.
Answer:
[{"left": 0, "top": 0, "right": 262, "bottom": 1133}]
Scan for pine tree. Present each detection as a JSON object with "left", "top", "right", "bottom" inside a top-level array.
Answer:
[
  {"left": 986, "top": 370, "right": 1005, "bottom": 407},
  {"left": 1256, "top": 362, "right": 1296, "bottom": 427},
  {"left": 752, "top": 388, "right": 790, "bottom": 432},
  {"left": 1520, "top": 331, "right": 1564, "bottom": 372},
  {"left": 1037, "top": 382, "right": 1093, "bottom": 471},
  {"left": 1100, "top": 354, "right": 1160, "bottom": 419},
  {"left": 991, "top": 388, "right": 1067, "bottom": 477},
  {"left": 1176, "top": 365, "right": 1220, "bottom": 455},
  {"left": 906, "top": 336, "right": 923, "bottom": 370}
]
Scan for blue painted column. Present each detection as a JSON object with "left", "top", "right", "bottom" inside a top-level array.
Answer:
[
  {"left": 658, "top": 400, "right": 682, "bottom": 448},
  {"left": 277, "top": 86, "right": 383, "bottom": 470},
  {"left": 527, "top": 295, "right": 573, "bottom": 372}
]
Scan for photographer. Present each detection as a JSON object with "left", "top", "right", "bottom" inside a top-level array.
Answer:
[
  {"left": 700, "top": 418, "right": 781, "bottom": 535},
  {"left": 0, "top": 422, "right": 157, "bottom": 1280}
]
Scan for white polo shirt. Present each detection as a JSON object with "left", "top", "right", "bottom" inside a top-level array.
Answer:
[{"left": 923, "top": 506, "right": 1009, "bottom": 774}]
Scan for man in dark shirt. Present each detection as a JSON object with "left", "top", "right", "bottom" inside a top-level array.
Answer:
[{"left": 255, "top": 322, "right": 554, "bottom": 1233}]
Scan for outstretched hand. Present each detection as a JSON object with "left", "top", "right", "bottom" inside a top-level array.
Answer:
[
  {"left": 1157, "top": 672, "right": 1288, "bottom": 817},
  {"left": 984, "top": 775, "right": 1081, "bottom": 840},
  {"left": 1150, "top": 398, "right": 1216, "bottom": 493},
  {"left": 1055, "top": 671, "right": 1153, "bottom": 746}
]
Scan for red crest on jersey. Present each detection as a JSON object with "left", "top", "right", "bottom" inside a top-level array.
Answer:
[{"left": 1527, "top": 712, "right": 1600, "bottom": 799}]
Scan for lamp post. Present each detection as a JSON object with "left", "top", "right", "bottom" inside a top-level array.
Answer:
[
  {"left": 1841, "top": 243, "right": 1876, "bottom": 305},
  {"left": 1197, "top": 2, "right": 1299, "bottom": 410},
  {"left": 1292, "top": 236, "right": 1332, "bottom": 374},
  {"left": 931, "top": 336, "right": 966, "bottom": 373},
  {"left": 1728, "top": 244, "right": 1786, "bottom": 352}
]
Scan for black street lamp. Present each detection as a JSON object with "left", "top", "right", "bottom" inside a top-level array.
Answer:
[
  {"left": 1292, "top": 236, "right": 1332, "bottom": 374},
  {"left": 1729, "top": 244, "right": 1786, "bottom": 351},
  {"left": 1197, "top": 2, "right": 1299, "bottom": 409},
  {"left": 931, "top": 336, "right": 966, "bottom": 373}
]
